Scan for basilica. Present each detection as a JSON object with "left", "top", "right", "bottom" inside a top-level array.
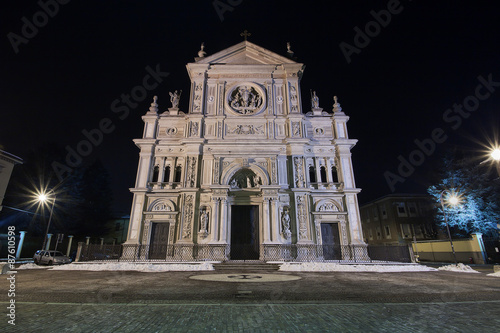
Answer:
[{"left": 124, "top": 37, "right": 366, "bottom": 261}]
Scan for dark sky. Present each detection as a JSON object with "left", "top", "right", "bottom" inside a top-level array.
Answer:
[{"left": 1, "top": 1, "right": 500, "bottom": 215}]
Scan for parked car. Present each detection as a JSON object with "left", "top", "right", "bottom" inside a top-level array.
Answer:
[{"left": 33, "top": 250, "right": 71, "bottom": 265}]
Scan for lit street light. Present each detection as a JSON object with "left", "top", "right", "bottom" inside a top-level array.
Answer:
[
  {"left": 491, "top": 148, "right": 500, "bottom": 161},
  {"left": 39, "top": 192, "right": 56, "bottom": 251},
  {"left": 440, "top": 190, "right": 459, "bottom": 264}
]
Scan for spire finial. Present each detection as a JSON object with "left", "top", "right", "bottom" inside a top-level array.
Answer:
[
  {"left": 333, "top": 95, "right": 342, "bottom": 113},
  {"left": 240, "top": 30, "right": 251, "bottom": 41},
  {"left": 198, "top": 42, "right": 206, "bottom": 58}
]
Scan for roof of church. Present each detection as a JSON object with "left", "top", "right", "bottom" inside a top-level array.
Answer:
[{"left": 193, "top": 40, "right": 298, "bottom": 65}]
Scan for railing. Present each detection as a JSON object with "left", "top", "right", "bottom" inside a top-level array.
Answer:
[{"left": 77, "top": 243, "right": 414, "bottom": 263}]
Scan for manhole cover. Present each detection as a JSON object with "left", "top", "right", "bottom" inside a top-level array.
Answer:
[{"left": 189, "top": 273, "right": 301, "bottom": 283}]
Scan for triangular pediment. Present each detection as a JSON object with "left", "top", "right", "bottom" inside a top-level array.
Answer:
[{"left": 195, "top": 41, "right": 297, "bottom": 65}]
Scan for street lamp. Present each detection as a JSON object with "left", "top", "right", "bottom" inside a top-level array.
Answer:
[
  {"left": 440, "top": 190, "right": 459, "bottom": 264},
  {"left": 39, "top": 192, "right": 56, "bottom": 251}
]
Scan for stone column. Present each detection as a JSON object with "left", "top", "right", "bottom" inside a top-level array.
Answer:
[
  {"left": 315, "top": 158, "right": 322, "bottom": 184},
  {"left": 211, "top": 198, "right": 220, "bottom": 242},
  {"left": 45, "top": 234, "right": 53, "bottom": 250},
  {"left": 262, "top": 199, "right": 271, "bottom": 243},
  {"left": 272, "top": 198, "right": 280, "bottom": 242},
  {"left": 15, "top": 231, "right": 27, "bottom": 259},
  {"left": 326, "top": 158, "right": 333, "bottom": 183},
  {"left": 157, "top": 157, "right": 165, "bottom": 183},
  {"left": 85, "top": 236, "right": 90, "bottom": 245},
  {"left": 66, "top": 235, "right": 74, "bottom": 257},
  {"left": 220, "top": 198, "right": 228, "bottom": 243}
]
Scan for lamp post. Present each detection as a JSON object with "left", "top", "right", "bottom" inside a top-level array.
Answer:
[
  {"left": 39, "top": 193, "right": 56, "bottom": 251},
  {"left": 440, "top": 190, "right": 459, "bottom": 264}
]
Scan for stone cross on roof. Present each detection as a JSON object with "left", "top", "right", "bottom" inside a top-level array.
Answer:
[{"left": 240, "top": 30, "right": 251, "bottom": 41}]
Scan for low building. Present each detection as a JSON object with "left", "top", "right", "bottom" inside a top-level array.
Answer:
[
  {"left": 360, "top": 194, "right": 438, "bottom": 245},
  {"left": 0, "top": 150, "right": 23, "bottom": 212}
]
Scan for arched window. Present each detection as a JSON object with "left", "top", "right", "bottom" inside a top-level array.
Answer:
[
  {"left": 320, "top": 166, "right": 327, "bottom": 183},
  {"left": 152, "top": 165, "right": 159, "bottom": 182},
  {"left": 164, "top": 166, "right": 171, "bottom": 182},
  {"left": 331, "top": 166, "right": 339, "bottom": 183},
  {"left": 308, "top": 166, "right": 316, "bottom": 183},
  {"left": 174, "top": 166, "right": 182, "bottom": 183}
]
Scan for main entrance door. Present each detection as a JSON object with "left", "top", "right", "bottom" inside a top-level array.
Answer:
[
  {"left": 230, "top": 205, "right": 259, "bottom": 260},
  {"left": 321, "top": 223, "right": 341, "bottom": 260},
  {"left": 149, "top": 223, "right": 169, "bottom": 259}
]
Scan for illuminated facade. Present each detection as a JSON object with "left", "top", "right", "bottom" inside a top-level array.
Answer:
[{"left": 125, "top": 40, "right": 365, "bottom": 260}]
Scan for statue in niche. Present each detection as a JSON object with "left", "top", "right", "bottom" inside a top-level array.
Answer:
[
  {"left": 292, "top": 122, "right": 300, "bottom": 136},
  {"left": 230, "top": 178, "right": 239, "bottom": 189},
  {"left": 169, "top": 90, "right": 182, "bottom": 109},
  {"left": 246, "top": 176, "right": 252, "bottom": 188},
  {"left": 281, "top": 210, "right": 292, "bottom": 240},
  {"left": 311, "top": 90, "right": 319, "bottom": 109},
  {"left": 200, "top": 209, "right": 209, "bottom": 233},
  {"left": 192, "top": 122, "right": 199, "bottom": 136}
]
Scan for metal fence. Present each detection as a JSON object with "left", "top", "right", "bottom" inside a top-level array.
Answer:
[{"left": 77, "top": 243, "right": 414, "bottom": 263}]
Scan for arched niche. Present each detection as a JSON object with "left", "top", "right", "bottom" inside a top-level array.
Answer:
[
  {"left": 148, "top": 199, "right": 176, "bottom": 212},
  {"left": 314, "top": 199, "right": 343, "bottom": 212},
  {"left": 221, "top": 163, "right": 269, "bottom": 187}
]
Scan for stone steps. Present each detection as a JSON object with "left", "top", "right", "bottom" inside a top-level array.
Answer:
[{"left": 213, "top": 262, "right": 281, "bottom": 271}]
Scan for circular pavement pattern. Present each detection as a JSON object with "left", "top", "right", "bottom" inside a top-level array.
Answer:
[{"left": 189, "top": 273, "right": 302, "bottom": 283}]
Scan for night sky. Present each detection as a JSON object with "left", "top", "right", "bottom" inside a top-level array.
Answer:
[{"left": 1, "top": 1, "right": 500, "bottom": 215}]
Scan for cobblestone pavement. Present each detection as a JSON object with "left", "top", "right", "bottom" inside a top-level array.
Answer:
[
  {"left": 2, "top": 268, "right": 500, "bottom": 332},
  {"left": 4, "top": 301, "right": 500, "bottom": 332}
]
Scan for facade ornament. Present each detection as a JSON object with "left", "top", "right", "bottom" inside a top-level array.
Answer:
[
  {"left": 182, "top": 195, "right": 194, "bottom": 239},
  {"left": 294, "top": 157, "right": 304, "bottom": 187},
  {"left": 281, "top": 209, "right": 292, "bottom": 240},
  {"left": 148, "top": 95, "right": 159, "bottom": 114},
  {"left": 169, "top": 90, "right": 182, "bottom": 109},
  {"left": 231, "top": 124, "right": 264, "bottom": 135},
  {"left": 297, "top": 196, "right": 307, "bottom": 240},
  {"left": 229, "top": 85, "right": 263, "bottom": 115},
  {"left": 198, "top": 42, "right": 206, "bottom": 58},
  {"left": 246, "top": 176, "right": 252, "bottom": 188}
]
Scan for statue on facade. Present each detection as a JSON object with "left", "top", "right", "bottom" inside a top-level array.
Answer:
[
  {"left": 199, "top": 208, "right": 209, "bottom": 238},
  {"left": 246, "top": 176, "right": 252, "bottom": 188},
  {"left": 253, "top": 175, "right": 261, "bottom": 187},
  {"left": 169, "top": 90, "right": 182, "bottom": 109},
  {"left": 230, "top": 178, "right": 239, "bottom": 189},
  {"left": 281, "top": 210, "right": 292, "bottom": 240},
  {"left": 311, "top": 90, "right": 319, "bottom": 109}
]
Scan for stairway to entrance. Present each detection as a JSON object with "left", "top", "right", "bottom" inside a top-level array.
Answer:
[{"left": 213, "top": 262, "right": 281, "bottom": 271}]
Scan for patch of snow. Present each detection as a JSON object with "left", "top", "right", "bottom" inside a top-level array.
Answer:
[
  {"left": 437, "top": 263, "right": 480, "bottom": 273},
  {"left": 50, "top": 262, "right": 214, "bottom": 272},
  {"left": 487, "top": 271, "right": 500, "bottom": 277},
  {"left": 17, "top": 263, "right": 51, "bottom": 270},
  {"left": 279, "top": 262, "right": 437, "bottom": 272}
]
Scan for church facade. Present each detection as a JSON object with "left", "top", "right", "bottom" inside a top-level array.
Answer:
[{"left": 125, "top": 40, "right": 366, "bottom": 261}]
